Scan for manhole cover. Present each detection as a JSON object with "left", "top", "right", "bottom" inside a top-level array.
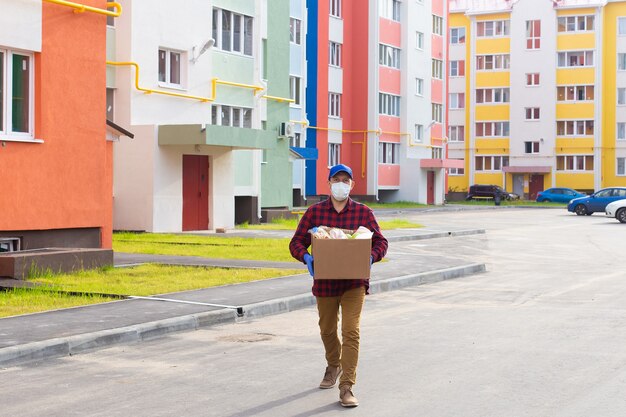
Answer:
[{"left": 218, "top": 333, "right": 275, "bottom": 343}]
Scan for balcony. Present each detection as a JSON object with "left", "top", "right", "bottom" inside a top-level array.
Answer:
[{"left": 158, "top": 124, "right": 277, "bottom": 150}]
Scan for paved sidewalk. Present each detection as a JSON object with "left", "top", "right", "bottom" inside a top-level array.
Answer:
[{"left": 0, "top": 228, "right": 486, "bottom": 368}]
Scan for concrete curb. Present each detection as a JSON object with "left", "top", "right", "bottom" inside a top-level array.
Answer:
[
  {"left": 0, "top": 262, "right": 486, "bottom": 369},
  {"left": 387, "top": 229, "right": 485, "bottom": 242}
]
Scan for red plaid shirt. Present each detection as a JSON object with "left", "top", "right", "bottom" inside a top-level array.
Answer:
[{"left": 289, "top": 198, "right": 388, "bottom": 297}]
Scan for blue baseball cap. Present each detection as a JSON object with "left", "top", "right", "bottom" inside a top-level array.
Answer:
[{"left": 328, "top": 164, "right": 353, "bottom": 180}]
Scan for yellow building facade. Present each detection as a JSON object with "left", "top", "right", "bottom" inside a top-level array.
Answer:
[{"left": 448, "top": 0, "right": 626, "bottom": 199}]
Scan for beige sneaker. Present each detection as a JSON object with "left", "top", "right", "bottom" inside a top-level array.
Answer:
[
  {"left": 319, "top": 366, "right": 342, "bottom": 389},
  {"left": 339, "top": 385, "right": 359, "bottom": 407}
]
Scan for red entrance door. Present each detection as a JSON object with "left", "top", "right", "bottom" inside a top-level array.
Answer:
[
  {"left": 427, "top": 171, "right": 435, "bottom": 205},
  {"left": 182, "top": 155, "right": 209, "bottom": 231},
  {"left": 529, "top": 174, "right": 544, "bottom": 201}
]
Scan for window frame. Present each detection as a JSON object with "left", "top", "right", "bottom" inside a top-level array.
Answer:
[
  {"left": 329, "top": 92, "right": 342, "bottom": 118},
  {"left": 378, "top": 141, "right": 400, "bottom": 164},
  {"left": 433, "top": 15, "right": 444, "bottom": 36},
  {"left": 416, "top": 78, "right": 424, "bottom": 96},
  {"left": 476, "top": 20, "right": 510, "bottom": 38},
  {"left": 526, "top": 20, "right": 541, "bottom": 50},
  {"left": 524, "top": 141, "right": 540, "bottom": 154},
  {"left": 449, "top": 125, "right": 465, "bottom": 142},
  {"left": 158, "top": 48, "right": 184, "bottom": 88},
  {"left": 379, "top": 92, "right": 401, "bottom": 117},
  {"left": 474, "top": 155, "right": 509, "bottom": 172},
  {"left": 449, "top": 60, "right": 465, "bottom": 77},
  {"left": 290, "top": 17, "right": 302, "bottom": 45},
  {"left": 211, "top": 104, "right": 253, "bottom": 128},
  {"left": 557, "top": 50, "right": 594, "bottom": 68},
  {"left": 450, "top": 27, "right": 466, "bottom": 44},
  {"left": 525, "top": 107, "right": 540, "bottom": 120},
  {"left": 330, "top": 0, "right": 342, "bottom": 18},
  {"left": 432, "top": 59, "right": 443, "bottom": 79},
  {"left": 289, "top": 76, "right": 301, "bottom": 106},
  {"left": 328, "top": 142, "right": 341, "bottom": 166},
  {"left": 329, "top": 41, "right": 342, "bottom": 67},
  {"left": 213, "top": 8, "right": 254, "bottom": 57},
  {"left": 475, "top": 121, "right": 510, "bottom": 138},
  {"left": 379, "top": 43, "right": 401, "bottom": 69},
  {"left": 556, "top": 155, "right": 594, "bottom": 171},
  {"left": 449, "top": 93, "right": 465, "bottom": 110},
  {"left": 476, "top": 54, "right": 510, "bottom": 71},
  {"left": 415, "top": 124, "right": 424, "bottom": 142},
  {"left": 556, "top": 120, "right": 595, "bottom": 137},
  {"left": 416, "top": 31, "right": 424, "bottom": 50},
  {"left": 0, "top": 49, "right": 35, "bottom": 140},
  {"left": 617, "top": 157, "right": 626, "bottom": 176},
  {"left": 557, "top": 15, "right": 595, "bottom": 33}
]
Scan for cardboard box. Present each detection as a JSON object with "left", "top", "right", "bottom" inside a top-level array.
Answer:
[{"left": 311, "top": 233, "right": 372, "bottom": 280}]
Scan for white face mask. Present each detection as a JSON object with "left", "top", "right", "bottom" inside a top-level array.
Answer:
[{"left": 331, "top": 182, "right": 351, "bottom": 201}]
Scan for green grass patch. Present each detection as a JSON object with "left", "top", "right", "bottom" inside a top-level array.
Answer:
[
  {"left": 0, "top": 288, "right": 115, "bottom": 318},
  {"left": 0, "top": 264, "right": 302, "bottom": 318},
  {"left": 447, "top": 200, "right": 565, "bottom": 207},
  {"left": 236, "top": 217, "right": 423, "bottom": 231},
  {"left": 26, "top": 264, "right": 302, "bottom": 296},
  {"left": 114, "top": 232, "right": 295, "bottom": 262},
  {"left": 365, "top": 201, "right": 429, "bottom": 209}
]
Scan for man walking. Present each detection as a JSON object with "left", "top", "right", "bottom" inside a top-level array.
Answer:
[{"left": 289, "top": 164, "right": 388, "bottom": 407}]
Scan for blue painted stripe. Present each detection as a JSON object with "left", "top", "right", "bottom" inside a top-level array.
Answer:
[{"left": 305, "top": 0, "right": 318, "bottom": 196}]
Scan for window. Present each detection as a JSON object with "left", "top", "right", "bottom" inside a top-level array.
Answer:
[
  {"left": 557, "top": 15, "right": 594, "bottom": 33},
  {"left": 330, "top": 0, "right": 341, "bottom": 18},
  {"left": 557, "top": 85, "right": 594, "bottom": 101},
  {"left": 416, "top": 32, "right": 424, "bottom": 49},
  {"left": 476, "top": 88, "right": 510, "bottom": 104},
  {"left": 213, "top": 8, "right": 253, "bottom": 56},
  {"left": 416, "top": 78, "right": 424, "bottom": 96},
  {"left": 526, "top": 73, "right": 540, "bottom": 86},
  {"left": 380, "top": 0, "right": 400, "bottom": 21},
  {"left": 379, "top": 44, "right": 401, "bottom": 69},
  {"left": 449, "top": 126, "right": 465, "bottom": 142},
  {"left": 289, "top": 76, "right": 301, "bottom": 106},
  {"left": 557, "top": 51, "right": 594, "bottom": 67},
  {"left": 432, "top": 147, "right": 443, "bottom": 159},
  {"left": 379, "top": 93, "right": 401, "bottom": 116},
  {"left": 106, "top": 88, "right": 115, "bottom": 120},
  {"left": 449, "top": 163, "right": 465, "bottom": 176},
  {"left": 450, "top": 27, "right": 466, "bottom": 44},
  {"left": 449, "top": 60, "right": 465, "bottom": 77},
  {"left": 475, "top": 155, "right": 509, "bottom": 171},
  {"left": 415, "top": 124, "right": 424, "bottom": 142},
  {"left": 556, "top": 120, "right": 594, "bottom": 136},
  {"left": 620, "top": 17, "right": 626, "bottom": 35},
  {"left": 556, "top": 155, "right": 594, "bottom": 171},
  {"left": 619, "top": 88, "right": 626, "bottom": 105},
  {"left": 329, "top": 93, "right": 341, "bottom": 117},
  {"left": 476, "top": 54, "right": 510, "bottom": 70},
  {"left": 433, "top": 15, "right": 444, "bottom": 36},
  {"left": 158, "top": 48, "right": 182, "bottom": 86},
  {"left": 329, "top": 42, "right": 342, "bottom": 67},
  {"left": 449, "top": 93, "right": 465, "bottom": 109},
  {"left": 432, "top": 103, "right": 443, "bottom": 123},
  {"left": 476, "top": 20, "right": 510, "bottom": 37},
  {"left": 432, "top": 59, "right": 443, "bottom": 79},
  {"left": 620, "top": 54, "right": 626, "bottom": 71},
  {"left": 328, "top": 143, "right": 341, "bottom": 166},
  {"left": 524, "top": 141, "right": 540, "bottom": 154},
  {"left": 475, "top": 122, "right": 510, "bottom": 137},
  {"left": 526, "top": 20, "right": 541, "bottom": 49},
  {"left": 379, "top": 142, "right": 400, "bottom": 164},
  {"left": 525, "top": 107, "right": 540, "bottom": 120},
  {"left": 618, "top": 123, "right": 626, "bottom": 140},
  {"left": 0, "top": 50, "right": 34, "bottom": 137},
  {"left": 290, "top": 132, "right": 302, "bottom": 148},
  {"left": 618, "top": 157, "right": 626, "bottom": 175},
  {"left": 211, "top": 105, "right": 252, "bottom": 128},
  {"left": 290, "top": 18, "right": 302, "bottom": 45}
]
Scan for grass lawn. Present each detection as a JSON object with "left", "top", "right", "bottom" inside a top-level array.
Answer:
[
  {"left": 447, "top": 200, "right": 565, "bottom": 207},
  {"left": 237, "top": 217, "right": 423, "bottom": 231},
  {"left": 114, "top": 232, "right": 295, "bottom": 262},
  {"left": 0, "top": 264, "right": 302, "bottom": 318}
]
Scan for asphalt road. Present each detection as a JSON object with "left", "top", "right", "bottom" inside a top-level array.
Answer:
[{"left": 2, "top": 208, "right": 626, "bottom": 417}]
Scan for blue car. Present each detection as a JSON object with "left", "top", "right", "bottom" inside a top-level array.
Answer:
[
  {"left": 536, "top": 187, "right": 586, "bottom": 203},
  {"left": 567, "top": 187, "right": 626, "bottom": 215}
]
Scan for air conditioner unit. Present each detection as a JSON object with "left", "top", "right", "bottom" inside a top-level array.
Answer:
[
  {"left": 278, "top": 122, "right": 295, "bottom": 138},
  {"left": 0, "top": 237, "right": 20, "bottom": 253}
]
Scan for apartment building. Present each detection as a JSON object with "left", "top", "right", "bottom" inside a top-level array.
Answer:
[
  {"left": 110, "top": 0, "right": 292, "bottom": 232},
  {"left": 449, "top": 0, "right": 626, "bottom": 199},
  {"left": 1, "top": 0, "right": 119, "bottom": 250},
  {"left": 304, "top": 0, "right": 457, "bottom": 204}
]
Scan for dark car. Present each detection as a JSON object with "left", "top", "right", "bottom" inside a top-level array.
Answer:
[
  {"left": 567, "top": 187, "right": 626, "bottom": 215},
  {"left": 465, "top": 184, "right": 519, "bottom": 201},
  {"left": 536, "top": 187, "right": 586, "bottom": 203}
]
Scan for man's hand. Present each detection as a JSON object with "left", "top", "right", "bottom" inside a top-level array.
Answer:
[{"left": 304, "top": 253, "right": 314, "bottom": 277}]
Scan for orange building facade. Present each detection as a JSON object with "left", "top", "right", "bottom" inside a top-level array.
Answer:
[{"left": 0, "top": 0, "right": 114, "bottom": 250}]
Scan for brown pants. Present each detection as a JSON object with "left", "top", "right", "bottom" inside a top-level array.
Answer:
[{"left": 316, "top": 286, "right": 366, "bottom": 387}]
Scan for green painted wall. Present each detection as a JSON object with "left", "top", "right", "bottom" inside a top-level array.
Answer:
[{"left": 260, "top": 0, "right": 292, "bottom": 209}]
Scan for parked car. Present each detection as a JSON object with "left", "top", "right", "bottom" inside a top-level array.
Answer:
[
  {"left": 536, "top": 187, "right": 586, "bottom": 203},
  {"left": 605, "top": 199, "right": 626, "bottom": 223},
  {"left": 567, "top": 187, "right": 626, "bottom": 215},
  {"left": 465, "top": 184, "right": 519, "bottom": 201}
]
